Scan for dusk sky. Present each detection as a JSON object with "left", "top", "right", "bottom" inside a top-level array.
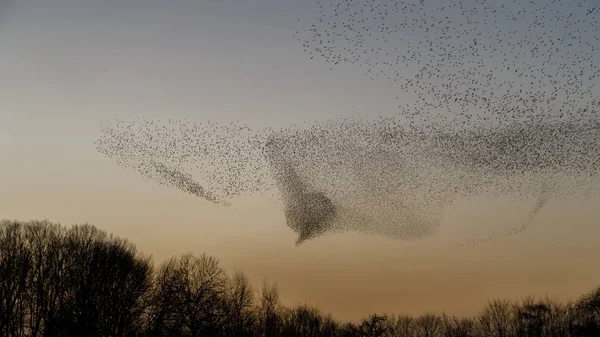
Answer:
[{"left": 1, "top": 0, "right": 600, "bottom": 322}]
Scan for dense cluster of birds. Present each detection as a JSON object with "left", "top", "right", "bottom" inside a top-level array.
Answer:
[
  {"left": 96, "top": 0, "right": 600, "bottom": 246},
  {"left": 96, "top": 116, "right": 600, "bottom": 246}
]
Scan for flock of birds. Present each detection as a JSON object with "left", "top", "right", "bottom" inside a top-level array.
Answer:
[
  {"left": 96, "top": 116, "right": 600, "bottom": 246},
  {"left": 96, "top": 0, "right": 600, "bottom": 246},
  {"left": 295, "top": 0, "right": 600, "bottom": 128}
]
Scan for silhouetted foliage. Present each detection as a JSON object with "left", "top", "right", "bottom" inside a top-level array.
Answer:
[
  {"left": 257, "top": 280, "right": 284, "bottom": 337},
  {"left": 224, "top": 271, "right": 257, "bottom": 337},
  {"left": 574, "top": 287, "right": 600, "bottom": 337},
  {"left": 2, "top": 219, "right": 600, "bottom": 337},
  {"left": 0, "top": 220, "right": 152, "bottom": 337},
  {"left": 440, "top": 314, "right": 476, "bottom": 337},
  {"left": 359, "top": 314, "right": 389, "bottom": 337}
]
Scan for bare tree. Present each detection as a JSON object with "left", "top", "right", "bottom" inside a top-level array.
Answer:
[
  {"left": 0, "top": 220, "right": 153, "bottom": 337},
  {"left": 543, "top": 297, "right": 577, "bottom": 337},
  {"left": 47, "top": 224, "right": 152, "bottom": 337},
  {"left": 147, "top": 253, "right": 228, "bottom": 337},
  {"left": 359, "top": 314, "right": 389, "bottom": 337},
  {"left": 145, "top": 258, "right": 180, "bottom": 337},
  {"left": 281, "top": 304, "right": 327, "bottom": 337},
  {"left": 441, "top": 314, "right": 476, "bottom": 337},
  {"left": 414, "top": 313, "right": 442, "bottom": 337},
  {"left": 477, "top": 300, "right": 515, "bottom": 337},
  {"left": 257, "top": 280, "right": 283, "bottom": 337},
  {"left": 560, "top": 301, "right": 579, "bottom": 337},
  {"left": 513, "top": 296, "right": 548, "bottom": 337},
  {"left": 95, "top": 236, "right": 153, "bottom": 337},
  {"left": 387, "top": 314, "right": 415, "bottom": 337},
  {"left": 6, "top": 218, "right": 600, "bottom": 337},
  {"left": 320, "top": 313, "right": 339, "bottom": 337},
  {"left": 50, "top": 224, "right": 152, "bottom": 337},
  {"left": 574, "top": 286, "right": 600, "bottom": 337},
  {"left": 22, "top": 220, "right": 64, "bottom": 337},
  {"left": 224, "top": 271, "right": 257, "bottom": 337},
  {"left": 0, "top": 220, "right": 32, "bottom": 337},
  {"left": 338, "top": 322, "right": 361, "bottom": 337}
]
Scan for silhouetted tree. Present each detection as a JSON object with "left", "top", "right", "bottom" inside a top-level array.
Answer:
[
  {"left": 257, "top": 280, "right": 284, "bottom": 337},
  {"left": 477, "top": 300, "right": 515, "bottom": 337},
  {"left": 22, "top": 220, "right": 65, "bottom": 337},
  {"left": 358, "top": 314, "right": 389, "bottom": 337},
  {"left": 145, "top": 257, "right": 180, "bottom": 337},
  {"left": 4, "top": 219, "right": 600, "bottom": 337},
  {"left": 560, "top": 301, "right": 580, "bottom": 337},
  {"left": 441, "top": 314, "right": 476, "bottom": 337},
  {"left": 389, "top": 314, "right": 416, "bottom": 337},
  {"left": 224, "top": 271, "right": 257, "bottom": 337},
  {"left": 513, "top": 297, "right": 548, "bottom": 337},
  {"left": 320, "top": 313, "right": 339, "bottom": 337},
  {"left": 337, "top": 323, "right": 361, "bottom": 337},
  {"left": 280, "top": 303, "right": 340, "bottom": 337},
  {"left": 148, "top": 253, "right": 229, "bottom": 337},
  {"left": 574, "top": 286, "right": 600, "bottom": 337},
  {"left": 0, "top": 220, "right": 31, "bottom": 337},
  {"left": 1, "top": 220, "right": 152, "bottom": 337},
  {"left": 55, "top": 225, "right": 152, "bottom": 337},
  {"left": 414, "top": 313, "right": 443, "bottom": 337},
  {"left": 281, "top": 304, "right": 323, "bottom": 337}
]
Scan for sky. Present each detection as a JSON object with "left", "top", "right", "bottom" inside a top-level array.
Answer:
[{"left": 1, "top": 0, "right": 600, "bottom": 322}]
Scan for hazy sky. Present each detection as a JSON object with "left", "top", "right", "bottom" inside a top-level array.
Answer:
[{"left": 1, "top": 0, "right": 600, "bottom": 322}]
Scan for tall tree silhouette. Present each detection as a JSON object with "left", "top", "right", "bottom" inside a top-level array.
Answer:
[
  {"left": 0, "top": 221, "right": 31, "bottom": 337},
  {"left": 147, "top": 253, "right": 229, "bottom": 337},
  {"left": 414, "top": 313, "right": 443, "bottom": 337},
  {"left": 0, "top": 220, "right": 152, "bottom": 337},
  {"left": 477, "top": 300, "right": 515, "bottom": 337},
  {"left": 257, "top": 280, "right": 283, "bottom": 337},
  {"left": 575, "top": 287, "right": 600, "bottom": 336},
  {"left": 224, "top": 271, "right": 257, "bottom": 337},
  {"left": 441, "top": 314, "right": 476, "bottom": 337},
  {"left": 358, "top": 314, "right": 389, "bottom": 337}
]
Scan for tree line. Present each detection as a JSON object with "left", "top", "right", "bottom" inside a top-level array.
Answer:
[{"left": 0, "top": 219, "right": 599, "bottom": 337}]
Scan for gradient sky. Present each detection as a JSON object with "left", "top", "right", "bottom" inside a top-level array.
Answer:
[{"left": 1, "top": 0, "right": 600, "bottom": 322}]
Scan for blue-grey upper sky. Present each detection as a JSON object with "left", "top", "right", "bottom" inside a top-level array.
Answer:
[{"left": 0, "top": 0, "right": 404, "bottom": 129}]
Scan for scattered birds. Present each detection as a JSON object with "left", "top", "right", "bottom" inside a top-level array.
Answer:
[
  {"left": 294, "top": 0, "right": 600, "bottom": 128},
  {"left": 96, "top": 0, "right": 600, "bottom": 246}
]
